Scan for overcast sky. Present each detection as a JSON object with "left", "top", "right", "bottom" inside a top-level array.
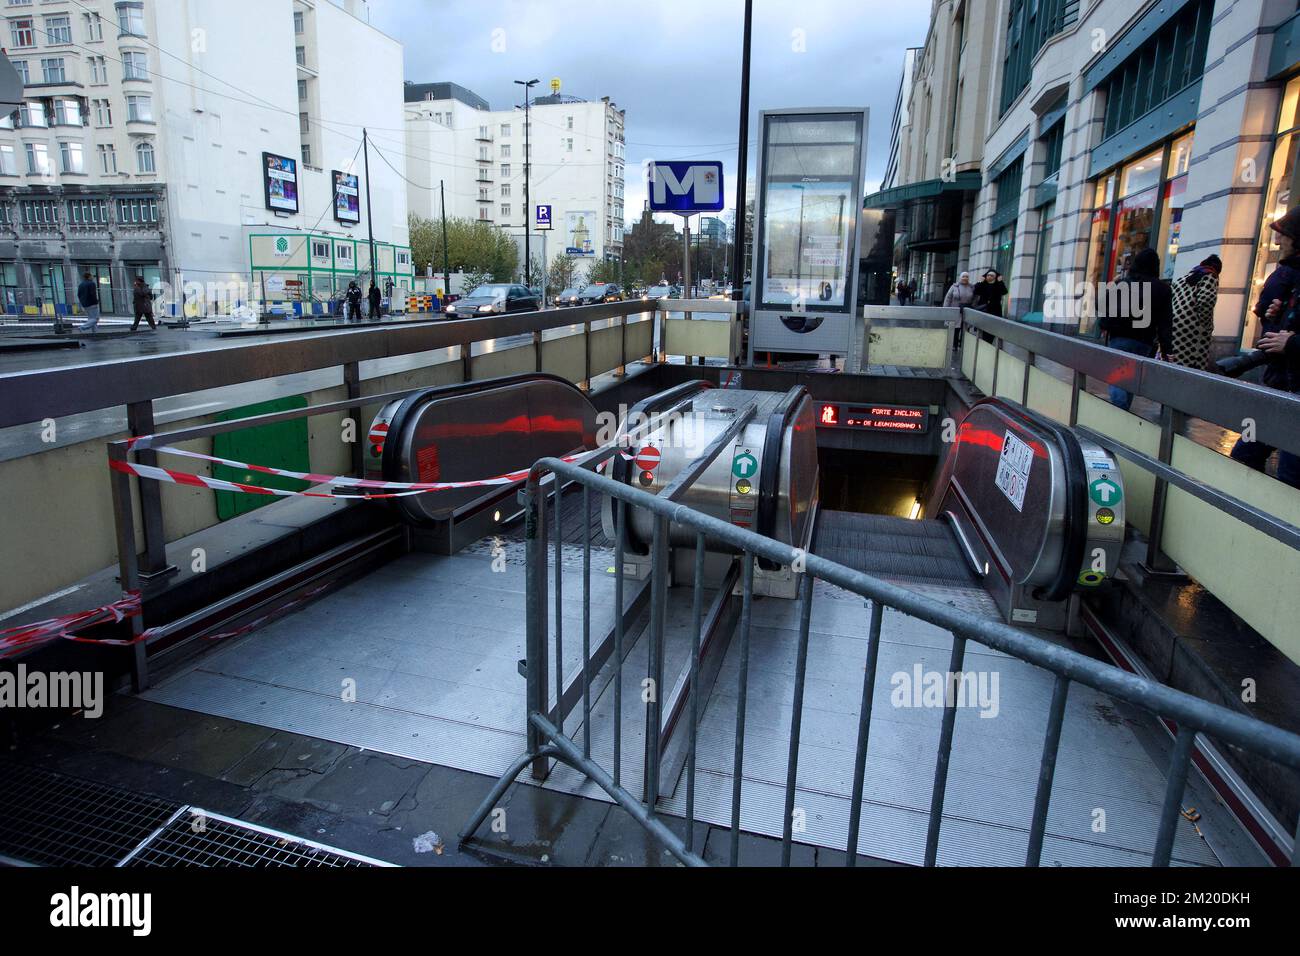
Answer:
[{"left": 370, "top": 0, "right": 929, "bottom": 225}]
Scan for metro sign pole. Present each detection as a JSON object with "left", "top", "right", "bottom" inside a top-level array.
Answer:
[{"left": 648, "top": 160, "right": 724, "bottom": 361}]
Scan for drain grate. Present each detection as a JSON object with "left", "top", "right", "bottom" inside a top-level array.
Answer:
[
  {"left": 0, "top": 761, "right": 180, "bottom": 867},
  {"left": 124, "top": 812, "right": 386, "bottom": 868},
  {"left": 0, "top": 761, "right": 390, "bottom": 867}
]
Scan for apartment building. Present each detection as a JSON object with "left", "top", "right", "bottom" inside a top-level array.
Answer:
[
  {"left": 876, "top": 0, "right": 1300, "bottom": 357},
  {"left": 404, "top": 81, "right": 626, "bottom": 272},
  {"left": 0, "top": 0, "right": 409, "bottom": 317}
]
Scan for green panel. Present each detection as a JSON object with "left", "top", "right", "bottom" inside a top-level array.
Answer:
[
  {"left": 1076, "top": 391, "right": 1162, "bottom": 533},
  {"left": 1270, "top": 10, "right": 1300, "bottom": 79},
  {"left": 994, "top": 352, "right": 1026, "bottom": 401},
  {"left": 863, "top": 171, "right": 982, "bottom": 209},
  {"left": 1088, "top": 80, "right": 1201, "bottom": 178},
  {"left": 974, "top": 338, "right": 997, "bottom": 394},
  {"left": 1026, "top": 364, "right": 1072, "bottom": 423},
  {"left": 869, "top": 326, "right": 951, "bottom": 368},
  {"left": 213, "top": 395, "right": 311, "bottom": 520}
]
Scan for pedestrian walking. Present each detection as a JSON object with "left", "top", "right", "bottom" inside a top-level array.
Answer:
[
  {"left": 368, "top": 280, "right": 382, "bottom": 320},
  {"left": 76, "top": 272, "right": 101, "bottom": 332},
  {"left": 943, "top": 271, "right": 975, "bottom": 309},
  {"left": 896, "top": 277, "right": 911, "bottom": 307},
  {"left": 1098, "top": 247, "right": 1174, "bottom": 410},
  {"left": 130, "top": 276, "right": 157, "bottom": 331},
  {"left": 971, "top": 269, "right": 1008, "bottom": 317},
  {"left": 1169, "top": 255, "right": 1221, "bottom": 371},
  {"left": 1228, "top": 207, "right": 1300, "bottom": 488},
  {"left": 345, "top": 281, "right": 363, "bottom": 322}
]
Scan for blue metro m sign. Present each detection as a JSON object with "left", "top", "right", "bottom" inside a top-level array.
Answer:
[{"left": 647, "top": 161, "right": 724, "bottom": 213}]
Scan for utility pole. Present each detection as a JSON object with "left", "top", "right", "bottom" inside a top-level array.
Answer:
[
  {"left": 731, "top": 0, "right": 752, "bottom": 299},
  {"left": 515, "top": 78, "right": 539, "bottom": 286},
  {"left": 440, "top": 179, "right": 450, "bottom": 294},
  {"left": 362, "top": 128, "right": 377, "bottom": 290}
]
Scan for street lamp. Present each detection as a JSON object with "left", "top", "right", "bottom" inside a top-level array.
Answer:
[{"left": 515, "top": 78, "right": 540, "bottom": 286}]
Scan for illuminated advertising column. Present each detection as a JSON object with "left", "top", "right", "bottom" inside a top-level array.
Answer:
[{"left": 748, "top": 108, "right": 868, "bottom": 360}]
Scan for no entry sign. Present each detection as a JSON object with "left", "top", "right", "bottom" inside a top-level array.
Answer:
[{"left": 634, "top": 447, "right": 661, "bottom": 472}]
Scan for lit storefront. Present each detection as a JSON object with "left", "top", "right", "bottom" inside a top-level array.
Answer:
[{"left": 1249, "top": 67, "right": 1300, "bottom": 346}]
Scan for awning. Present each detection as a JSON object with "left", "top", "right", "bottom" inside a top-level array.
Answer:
[{"left": 863, "top": 170, "right": 982, "bottom": 209}]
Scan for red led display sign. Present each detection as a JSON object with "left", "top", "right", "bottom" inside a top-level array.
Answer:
[{"left": 815, "top": 403, "right": 929, "bottom": 433}]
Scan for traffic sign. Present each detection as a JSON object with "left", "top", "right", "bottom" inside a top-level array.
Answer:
[
  {"left": 1089, "top": 477, "right": 1122, "bottom": 506},
  {"left": 732, "top": 451, "right": 757, "bottom": 479},
  {"left": 634, "top": 447, "right": 661, "bottom": 472},
  {"left": 648, "top": 161, "right": 724, "bottom": 213},
  {"left": 536, "top": 204, "right": 552, "bottom": 230}
]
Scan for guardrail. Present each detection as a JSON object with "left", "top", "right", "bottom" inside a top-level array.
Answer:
[
  {"left": 955, "top": 307, "right": 1300, "bottom": 665},
  {"left": 460, "top": 450, "right": 1300, "bottom": 867}
]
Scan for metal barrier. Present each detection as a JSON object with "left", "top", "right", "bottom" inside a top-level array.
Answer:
[{"left": 460, "top": 449, "right": 1300, "bottom": 867}]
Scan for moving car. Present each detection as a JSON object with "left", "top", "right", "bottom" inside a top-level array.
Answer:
[
  {"left": 578, "top": 283, "right": 623, "bottom": 305},
  {"left": 444, "top": 283, "right": 540, "bottom": 318},
  {"left": 555, "top": 286, "right": 584, "bottom": 307},
  {"left": 645, "top": 284, "right": 675, "bottom": 300}
]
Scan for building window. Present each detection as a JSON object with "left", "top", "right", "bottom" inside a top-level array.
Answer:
[
  {"left": 336, "top": 245, "right": 353, "bottom": 262},
  {"left": 501, "top": 163, "right": 510, "bottom": 178},
  {"left": 293, "top": 10, "right": 304, "bottom": 34},
  {"left": 397, "top": 251, "right": 410, "bottom": 266},
  {"left": 10, "top": 18, "right": 34, "bottom": 48},
  {"left": 116, "top": 2, "right": 145, "bottom": 37},
  {"left": 1040, "top": 119, "right": 1065, "bottom": 182},
  {"left": 90, "top": 56, "right": 108, "bottom": 84},
  {"left": 0, "top": 144, "right": 16, "bottom": 176},
  {"left": 21, "top": 199, "right": 58, "bottom": 225},
  {"left": 501, "top": 123, "right": 511, "bottom": 136},
  {"left": 1249, "top": 74, "right": 1300, "bottom": 347},
  {"left": 24, "top": 142, "right": 50, "bottom": 176},
  {"left": 500, "top": 183, "right": 511, "bottom": 198},
  {"left": 10, "top": 60, "right": 28, "bottom": 85},
  {"left": 301, "top": 143, "right": 311, "bottom": 166},
  {"left": 479, "top": 187, "right": 488, "bottom": 201},
  {"left": 41, "top": 57, "right": 67, "bottom": 83},
  {"left": 121, "top": 50, "right": 149, "bottom": 81},
  {"left": 136, "top": 140, "right": 155, "bottom": 172},
  {"left": 45, "top": 15, "right": 72, "bottom": 44},
  {"left": 84, "top": 12, "right": 104, "bottom": 41},
  {"left": 126, "top": 94, "right": 152, "bottom": 122},
  {"left": 98, "top": 143, "right": 117, "bottom": 173},
  {"left": 999, "top": 0, "right": 1079, "bottom": 116},
  {"left": 501, "top": 144, "right": 511, "bottom": 158},
  {"left": 53, "top": 98, "right": 81, "bottom": 126},
  {"left": 565, "top": 138, "right": 573, "bottom": 152},
  {"left": 299, "top": 112, "right": 309, "bottom": 134},
  {"left": 17, "top": 101, "right": 46, "bottom": 128},
  {"left": 295, "top": 46, "right": 306, "bottom": 66},
  {"left": 59, "top": 141, "right": 84, "bottom": 174},
  {"left": 312, "top": 240, "right": 330, "bottom": 259},
  {"left": 566, "top": 116, "right": 573, "bottom": 130},
  {"left": 117, "top": 197, "right": 158, "bottom": 223},
  {"left": 501, "top": 203, "right": 511, "bottom": 218},
  {"left": 993, "top": 157, "right": 1023, "bottom": 218},
  {"left": 67, "top": 198, "right": 109, "bottom": 224},
  {"left": 297, "top": 79, "right": 307, "bottom": 101},
  {"left": 94, "top": 99, "right": 112, "bottom": 126},
  {"left": 1097, "top": 0, "right": 1213, "bottom": 141}
]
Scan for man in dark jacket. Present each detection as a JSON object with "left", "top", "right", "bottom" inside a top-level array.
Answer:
[
  {"left": 345, "top": 281, "right": 363, "bottom": 321},
  {"left": 1229, "top": 208, "right": 1300, "bottom": 488},
  {"left": 1098, "top": 248, "right": 1174, "bottom": 410},
  {"left": 368, "top": 281, "right": 382, "bottom": 319},
  {"left": 75, "top": 272, "right": 101, "bottom": 332},
  {"left": 130, "top": 275, "right": 156, "bottom": 331}
]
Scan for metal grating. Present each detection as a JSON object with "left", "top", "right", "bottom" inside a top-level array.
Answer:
[
  {"left": 0, "top": 761, "right": 180, "bottom": 867},
  {"left": 124, "top": 813, "right": 383, "bottom": 868}
]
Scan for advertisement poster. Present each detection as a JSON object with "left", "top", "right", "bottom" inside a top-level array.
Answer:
[
  {"left": 760, "top": 179, "right": 853, "bottom": 308},
  {"left": 263, "top": 152, "right": 299, "bottom": 214},
  {"left": 564, "top": 210, "right": 596, "bottom": 256},
  {"left": 333, "top": 170, "right": 360, "bottom": 224}
]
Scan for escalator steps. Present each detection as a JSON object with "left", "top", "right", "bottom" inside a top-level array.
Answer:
[{"left": 814, "top": 511, "right": 981, "bottom": 589}]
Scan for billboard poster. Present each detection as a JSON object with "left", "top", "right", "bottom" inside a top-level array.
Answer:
[
  {"left": 263, "top": 152, "right": 299, "bottom": 214},
  {"left": 564, "top": 210, "right": 596, "bottom": 256},
  {"left": 333, "top": 170, "right": 360, "bottom": 224},
  {"left": 760, "top": 179, "right": 854, "bottom": 309}
]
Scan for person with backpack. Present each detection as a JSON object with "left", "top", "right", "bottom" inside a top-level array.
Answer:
[
  {"left": 1228, "top": 208, "right": 1300, "bottom": 488},
  {"left": 1098, "top": 247, "right": 1174, "bottom": 410},
  {"left": 75, "top": 272, "right": 101, "bottom": 332},
  {"left": 1168, "top": 255, "right": 1221, "bottom": 371}
]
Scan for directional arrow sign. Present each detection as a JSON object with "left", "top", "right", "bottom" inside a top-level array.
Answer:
[
  {"left": 732, "top": 451, "right": 758, "bottom": 479},
  {"left": 1089, "top": 477, "right": 1122, "bottom": 506}
]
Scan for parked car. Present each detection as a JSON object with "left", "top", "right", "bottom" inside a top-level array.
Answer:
[
  {"left": 444, "top": 283, "right": 540, "bottom": 317},
  {"left": 555, "top": 286, "right": 584, "bottom": 307},
  {"left": 577, "top": 283, "right": 623, "bottom": 305},
  {"left": 645, "top": 284, "right": 675, "bottom": 300}
]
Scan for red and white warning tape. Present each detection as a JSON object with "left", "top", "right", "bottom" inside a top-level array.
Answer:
[
  {"left": 109, "top": 445, "right": 593, "bottom": 499},
  {"left": 0, "top": 591, "right": 144, "bottom": 658}
]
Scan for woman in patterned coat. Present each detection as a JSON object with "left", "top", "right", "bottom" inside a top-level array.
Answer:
[{"left": 1168, "top": 255, "right": 1221, "bottom": 370}]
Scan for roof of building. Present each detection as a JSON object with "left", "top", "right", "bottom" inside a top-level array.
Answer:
[{"left": 403, "top": 82, "right": 490, "bottom": 111}]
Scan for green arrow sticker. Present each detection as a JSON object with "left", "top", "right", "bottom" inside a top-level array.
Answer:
[
  {"left": 1089, "top": 477, "right": 1122, "bottom": 506},
  {"left": 732, "top": 451, "right": 758, "bottom": 479}
]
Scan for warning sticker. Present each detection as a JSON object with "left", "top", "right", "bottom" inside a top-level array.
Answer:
[
  {"left": 416, "top": 444, "right": 440, "bottom": 483},
  {"left": 994, "top": 431, "right": 1033, "bottom": 512}
]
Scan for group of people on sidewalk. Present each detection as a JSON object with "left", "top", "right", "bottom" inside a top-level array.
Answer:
[
  {"left": 75, "top": 273, "right": 157, "bottom": 333},
  {"left": 343, "top": 281, "right": 385, "bottom": 321}
]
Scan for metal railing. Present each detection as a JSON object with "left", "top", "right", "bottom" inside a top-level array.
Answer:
[{"left": 460, "top": 450, "right": 1300, "bottom": 867}]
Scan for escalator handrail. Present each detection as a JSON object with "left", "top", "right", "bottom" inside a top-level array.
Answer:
[
  {"left": 755, "top": 385, "right": 810, "bottom": 570},
  {"left": 972, "top": 397, "right": 1088, "bottom": 602},
  {"left": 380, "top": 372, "right": 588, "bottom": 482}
]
